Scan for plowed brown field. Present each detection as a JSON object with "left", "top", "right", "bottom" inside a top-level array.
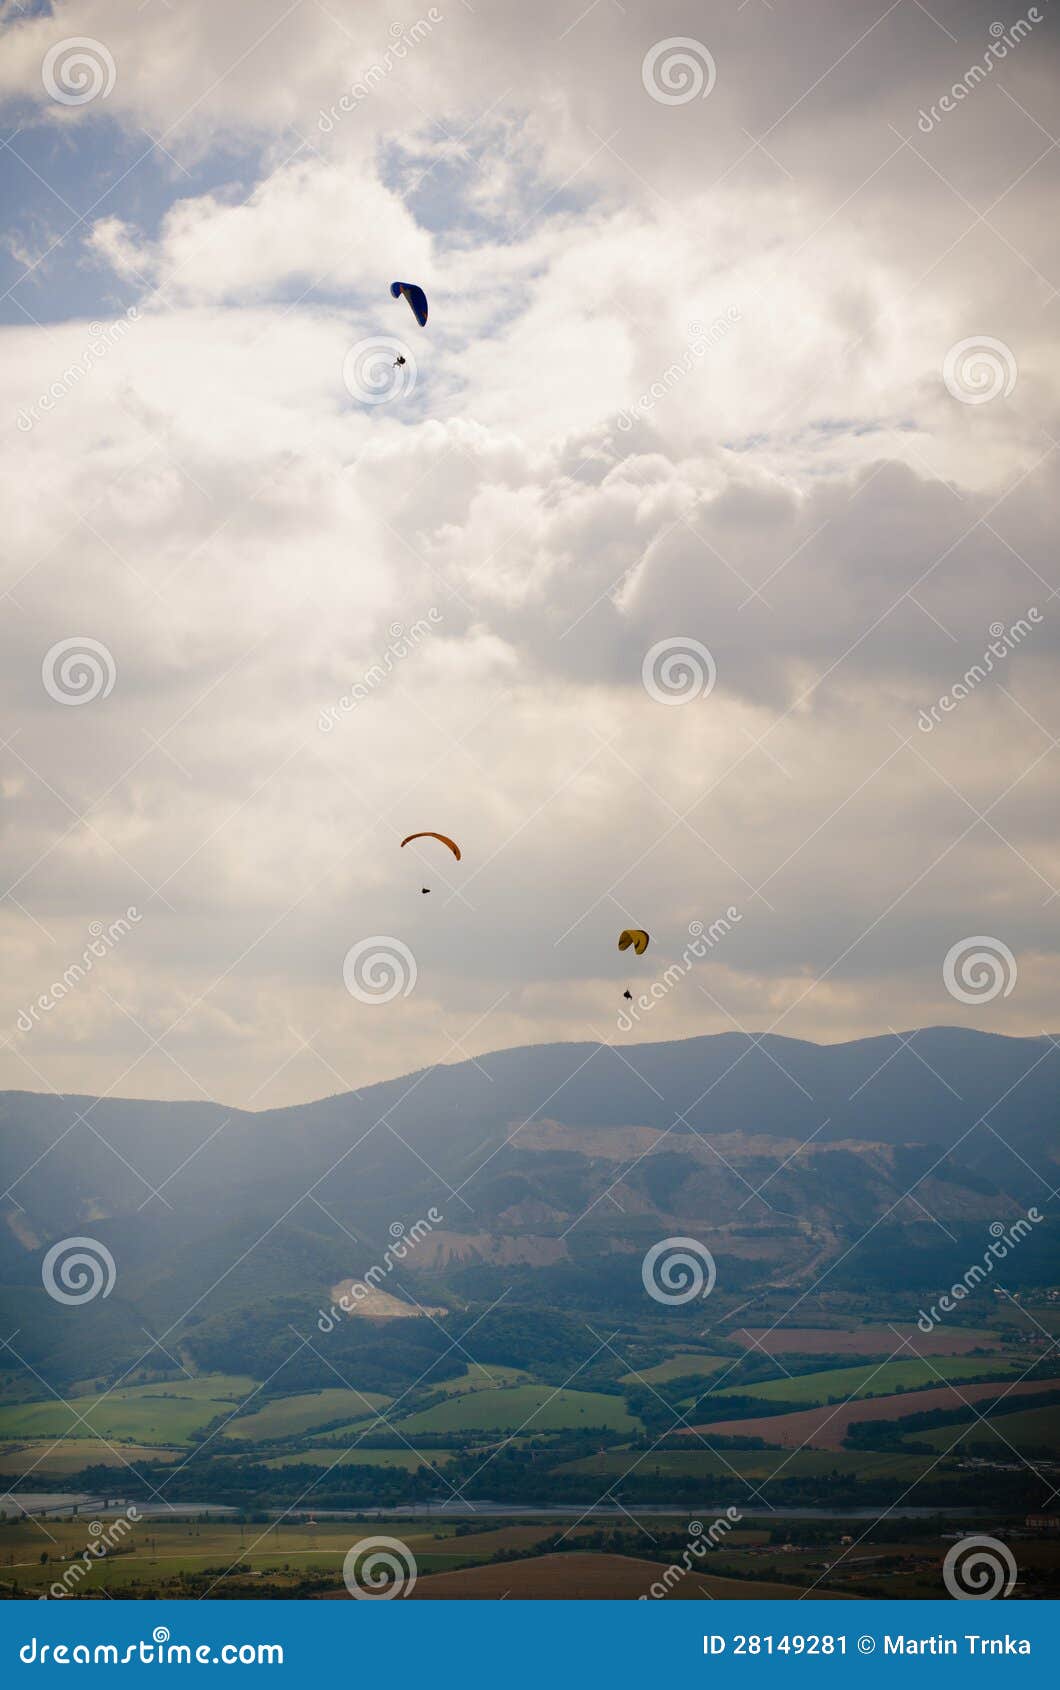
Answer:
[
  {"left": 689, "top": 1375, "right": 1060, "bottom": 1450},
  {"left": 403, "top": 1551, "right": 850, "bottom": 1599}
]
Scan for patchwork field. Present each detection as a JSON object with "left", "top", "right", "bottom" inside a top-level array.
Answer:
[
  {"left": 713, "top": 1357, "right": 1020, "bottom": 1406},
  {"left": 909, "top": 1403, "right": 1060, "bottom": 1455},
  {"left": 0, "top": 1439, "right": 183, "bottom": 1476},
  {"left": 0, "top": 1378, "right": 257, "bottom": 1446},
  {"left": 623, "top": 1353, "right": 727, "bottom": 1385},
  {"left": 559, "top": 1448, "right": 936, "bottom": 1481},
  {"left": 2, "top": 1510, "right": 1054, "bottom": 1601},
  {"left": 692, "top": 1376, "right": 1060, "bottom": 1450},
  {"left": 398, "top": 1385, "right": 641, "bottom": 1435},
  {"left": 433, "top": 1366, "right": 535, "bottom": 1394},
  {"left": 0, "top": 1517, "right": 453, "bottom": 1597},
  {"left": 397, "top": 1552, "right": 852, "bottom": 1600},
  {"left": 734, "top": 1326, "right": 1011, "bottom": 1356},
  {"left": 262, "top": 1447, "right": 455, "bottom": 1470},
  {"left": 220, "top": 1388, "right": 392, "bottom": 1441}
]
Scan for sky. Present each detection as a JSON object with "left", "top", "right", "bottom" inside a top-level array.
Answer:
[{"left": 0, "top": 0, "right": 1057, "bottom": 1109}]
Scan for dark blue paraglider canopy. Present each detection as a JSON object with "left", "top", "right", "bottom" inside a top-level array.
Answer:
[{"left": 390, "top": 281, "right": 428, "bottom": 327}]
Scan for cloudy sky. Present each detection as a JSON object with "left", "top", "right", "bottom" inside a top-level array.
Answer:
[{"left": 1, "top": 0, "right": 1057, "bottom": 1108}]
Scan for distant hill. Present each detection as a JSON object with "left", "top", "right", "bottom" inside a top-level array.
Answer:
[{"left": 1, "top": 1027, "right": 1056, "bottom": 1387}]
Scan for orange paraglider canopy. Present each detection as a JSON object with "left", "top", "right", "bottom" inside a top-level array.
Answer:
[{"left": 400, "top": 832, "right": 462, "bottom": 861}]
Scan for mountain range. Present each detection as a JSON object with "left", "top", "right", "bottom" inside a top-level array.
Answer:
[{"left": 1, "top": 1026, "right": 1056, "bottom": 1389}]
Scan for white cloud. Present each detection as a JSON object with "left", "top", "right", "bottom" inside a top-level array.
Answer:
[{"left": 1, "top": 0, "right": 1057, "bottom": 1104}]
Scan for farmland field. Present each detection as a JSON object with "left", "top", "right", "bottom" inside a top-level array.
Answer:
[
  {"left": 713, "top": 1357, "right": 1020, "bottom": 1406},
  {"left": 0, "top": 1439, "right": 183, "bottom": 1476},
  {"left": 433, "top": 1366, "right": 535, "bottom": 1394},
  {"left": 398, "top": 1385, "right": 641, "bottom": 1435},
  {"left": 0, "top": 1518, "right": 449, "bottom": 1598},
  {"left": 558, "top": 1448, "right": 936, "bottom": 1481},
  {"left": 622, "top": 1352, "right": 727, "bottom": 1385},
  {"left": 693, "top": 1376, "right": 1060, "bottom": 1449},
  {"left": 220, "top": 1388, "right": 392, "bottom": 1441},
  {"left": 909, "top": 1403, "right": 1060, "bottom": 1455},
  {"left": 398, "top": 1552, "right": 852, "bottom": 1600},
  {"left": 1, "top": 1511, "right": 1054, "bottom": 1602},
  {"left": 0, "top": 1378, "right": 256, "bottom": 1446},
  {"left": 262, "top": 1446, "right": 455, "bottom": 1470},
  {"left": 734, "top": 1326, "right": 1012, "bottom": 1357}
]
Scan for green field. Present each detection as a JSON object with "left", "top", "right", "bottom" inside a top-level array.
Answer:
[
  {"left": 622, "top": 1352, "right": 727, "bottom": 1386},
  {"left": 0, "top": 1439, "right": 184, "bottom": 1476},
  {"left": 0, "top": 1518, "right": 448, "bottom": 1598},
  {"left": 0, "top": 1377, "right": 258, "bottom": 1446},
  {"left": 714, "top": 1357, "right": 1020, "bottom": 1406},
  {"left": 910, "top": 1403, "right": 1060, "bottom": 1455},
  {"left": 433, "top": 1365, "right": 535, "bottom": 1394},
  {"left": 263, "top": 1446, "right": 455, "bottom": 1470},
  {"left": 398, "top": 1385, "right": 642, "bottom": 1435},
  {"left": 558, "top": 1447, "right": 937, "bottom": 1481},
  {"left": 221, "top": 1388, "right": 392, "bottom": 1441}
]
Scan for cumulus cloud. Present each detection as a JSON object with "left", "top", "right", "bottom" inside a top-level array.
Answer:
[{"left": 0, "top": 0, "right": 1057, "bottom": 1105}]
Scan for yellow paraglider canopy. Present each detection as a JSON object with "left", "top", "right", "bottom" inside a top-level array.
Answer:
[
  {"left": 618, "top": 928, "right": 650, "bottom": 955},
  {"left": 400, "top": 832, "right": 462, "bottom": 861}
]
